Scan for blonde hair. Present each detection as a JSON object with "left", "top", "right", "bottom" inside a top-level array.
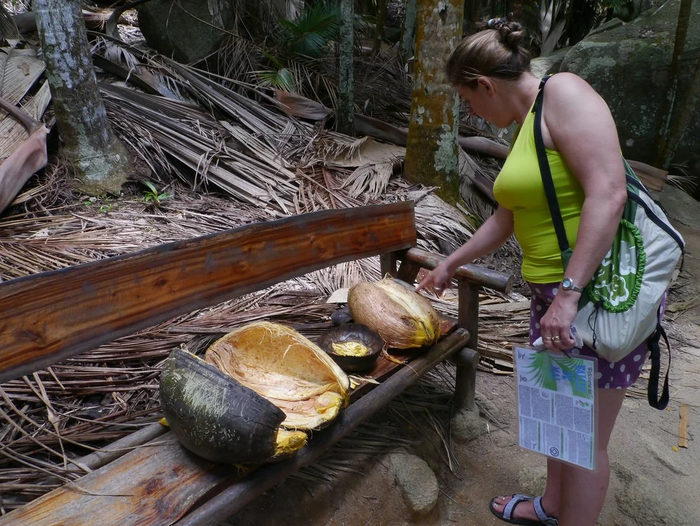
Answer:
[{"left": 446, "top": 21, "right": 530, "bottom": 88}]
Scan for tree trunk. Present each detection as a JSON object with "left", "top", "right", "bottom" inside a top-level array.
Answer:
[
  {"left": 654, "top": 0, "right": 693, "bottom": 168},
  {"left": 337, "top": 0, "right": 355, "bottom": 135},
  {"left": 403, "top": 0, "right": 464, "bottom": 204},
  {"left": 400, "top": 0, "right": 417, "bottom": 62},
  {"left": 34, "top": 0, "right": 130, "bottom": 195},
  {"left": 373, "top": 0, "right": 387, "bottom": 54},
  {"left": 661, "top": 44, "right": 700, "bottom": 169}
]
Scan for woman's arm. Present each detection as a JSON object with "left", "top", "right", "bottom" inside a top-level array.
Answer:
[
  {"left": 416, "top": 205, "right": 514, "bottom": 293},
  {"left": 538, "top": 73, "right": 628, "bottom": 350}
]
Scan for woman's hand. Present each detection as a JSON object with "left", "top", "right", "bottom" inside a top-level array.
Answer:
[
  {"left": 415, "top": 261, "right": 456, "bottom": 296},
  {"left": 540, "top": 289, "right": 579, "bottom": 352}
]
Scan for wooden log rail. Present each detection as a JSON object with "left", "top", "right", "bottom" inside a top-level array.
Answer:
[{"left": 0, "top": 202, "right": 513, "bottom": 525}]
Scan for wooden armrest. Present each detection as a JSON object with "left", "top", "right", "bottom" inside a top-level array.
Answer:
[{"left": 400, "top": 247, "right": 513, "bottom": 293}]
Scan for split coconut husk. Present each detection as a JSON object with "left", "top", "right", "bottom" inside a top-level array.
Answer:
[
  {"left": 160, "top": 348, "right": 308, "bottom": 464},
  {"left": 205, "top": 321, "right": 350, "bottom": 430},
  {"left": 347, "top": 278, "right": 440, "bottom": 349}
]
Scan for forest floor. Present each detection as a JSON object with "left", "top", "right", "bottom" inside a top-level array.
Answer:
[{"left": 225, "top": 226, "right": 700, "bottom": 526}]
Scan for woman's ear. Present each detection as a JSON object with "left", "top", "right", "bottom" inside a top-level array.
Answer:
[{"left": 477, "top": 77, "right": 496, "bottom": 97}]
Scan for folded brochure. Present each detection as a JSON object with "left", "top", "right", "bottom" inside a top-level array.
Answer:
[{"left": 515, "top": 346, "right": 597, "bottom": 470}]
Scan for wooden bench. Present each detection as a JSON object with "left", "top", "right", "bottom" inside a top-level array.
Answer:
[{"left": 0, "top": 201, "right": 512, "bottom": 525}]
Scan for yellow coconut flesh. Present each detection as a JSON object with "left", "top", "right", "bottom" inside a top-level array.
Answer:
[
  {"left": 274, "top": 428, "right": 308, "bottom": 457},
  {"left": 331, "top": 341, "right": 370, "bottom": 357},
  {"left": 347, "top": 278, "right": 440, "bottom": 349},
  {"left": 205, "top": 322, "right": 350, "bottom": 431}
]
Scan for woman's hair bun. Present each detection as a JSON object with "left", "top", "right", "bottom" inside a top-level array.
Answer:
[{"left": 498, "top": 21, "right": 524, "bottom": 50}]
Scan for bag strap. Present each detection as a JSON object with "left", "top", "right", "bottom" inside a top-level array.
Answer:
[
  {"left": 532, "top": 76, "right": 573, "bottom": 268},
  {"left": 647, "top": 319, "right": 671, "bottom": 410}
]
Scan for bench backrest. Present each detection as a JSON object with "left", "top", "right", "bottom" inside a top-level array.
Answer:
[{"left": 0, "top": 202, "right": 416, "bottom": 384}]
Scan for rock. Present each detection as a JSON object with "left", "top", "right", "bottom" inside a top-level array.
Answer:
[
  {"left": 388, "top": 453, "right": 439, "bottom": 516},
  {"left": 137, "top": 0, "right": 235, "bottom": 64},
  {"left": 612, "top": 462, "right": 694, "bottom": 526},
  {"left": 516, "top": 466, "right": 547, "bottom": 496},
  {"left": 587, "top": 17, "right": 624, "bottom": 37},
  {"left": 638, "top": 430, "right": 689, "bottom": 476},
  {"left": 475, "top": 389, "right": 502, "bottom": 422},
  {"left": 530, "top": 47, "right": 571, "bottom": 79},
  {"left": 560, "top": 0, "right": 700, "bottom": 165},
  {"left": 451, "top": 408, "right": 486, "bottom": 444},
  {"left": 649, "top": 185, "right": 700, "bottom": 229}
]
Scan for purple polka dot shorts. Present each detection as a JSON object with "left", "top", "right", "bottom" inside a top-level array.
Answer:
[{"left": 527, "top": 282, "right": 666, "bottom": 390}]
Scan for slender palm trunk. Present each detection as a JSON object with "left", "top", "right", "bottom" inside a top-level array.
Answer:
[
  {"left": 338, "top": 0, "right": 355, "bottom": 135},
  {"left": 34, "top": 0, "right": 130, "bottom": 195},
  {"left": 654, "top": 0, "right": 693, "bottom": 168},
  {"left": 373, "top": 0, "right": 387, "bottom": 54},
  {"left": 400, "top": 0, "right": 417, "bottom": 62}
]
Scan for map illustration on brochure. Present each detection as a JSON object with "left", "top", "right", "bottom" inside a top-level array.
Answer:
[{"left": 515, "top": 346, "right": 598, "bottom": 471}]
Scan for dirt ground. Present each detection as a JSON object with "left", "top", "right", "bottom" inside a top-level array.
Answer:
[{"left": 225, "top": 222, "right": 700, "bottom": 526}]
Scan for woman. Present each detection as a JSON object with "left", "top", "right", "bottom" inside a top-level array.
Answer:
[{"left": 416, "top": 20, "right": 640, "bottom": 526}]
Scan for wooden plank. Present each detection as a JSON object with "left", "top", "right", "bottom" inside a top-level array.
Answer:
[
  {"left": 679, "top": 403, "right": 689, "bottom": 449},
  {"left": 0, "top": 433, "right": 229, "bottom": 526},
  {"left": 396, "top": 257, "right": 422, "bottom": 285},
  {"left": 455, "top": 280, "right": 480, "bottom": 411},
  {"left": 1, "top": 330, "right": 470, "bottom": 526},
  {"left": 627, "top": 160, "right": 667, "bottom": 191},
  {"left": 0, "top": 203, "right": 416, "bottom": 384},
  {"left": 379, "top": 252, "right": 398, "bottom": 278}
]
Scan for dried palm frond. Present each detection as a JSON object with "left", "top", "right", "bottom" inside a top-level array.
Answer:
[
  {"left": 101, "top": 84, "right": 297, "bottom": 214},
  {"left": 667, "top": 162, "right": 699, "bottom": 195},
  {"left": 340, "top": 162, "right": 394, "bottom": 200},
  {"left": 91, "top": 35, "right": 140, "bottom": 71},
  {"left": 413, "top": 193, "right": 475, "bottom": 254},
  {"left": 0, "top": 3, "right": 20, "bottom": 42},
  {"left": 217, "top": 34, "right": 262, "bottom": 85}
]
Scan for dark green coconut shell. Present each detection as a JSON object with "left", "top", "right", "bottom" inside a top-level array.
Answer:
[{"left": 160, "top": 348, "right": 286, "bottom": 464}]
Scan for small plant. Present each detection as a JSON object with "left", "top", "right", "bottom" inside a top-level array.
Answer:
[{"left": 142, "top": 181, "right": 170, "bottom": 209}]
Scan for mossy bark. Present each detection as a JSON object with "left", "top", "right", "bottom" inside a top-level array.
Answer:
[
  {"left": 34, "top": 0, "right": 129, "bottom": 196},
  {"left": 404, "top": 0, "right": 464, "bottom": 205}
]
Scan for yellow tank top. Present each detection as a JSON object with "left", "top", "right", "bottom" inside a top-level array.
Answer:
[{"left": 493, "top": 103, "right": 585, "bottom": 283}]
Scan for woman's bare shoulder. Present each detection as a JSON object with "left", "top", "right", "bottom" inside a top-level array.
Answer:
[{"left": 544, "top": 73, "right": 606, "bottom": 108}]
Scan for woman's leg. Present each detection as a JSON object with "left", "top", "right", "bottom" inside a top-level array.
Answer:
[
  {"left": 491, "top": 387, "right": 625, "bottom": 524},
  {"left": 490, "top": 284, "right": 563, "bottom": 521},
  {"left": 557, "top": 387, "right": 626, "bottom": 526},
  {"left": 490, "top": 459, "right": 561, "bottom": 521}
]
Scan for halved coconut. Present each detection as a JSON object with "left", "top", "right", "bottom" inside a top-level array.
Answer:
[
  {"left": 205, "top": 321, "right": 350, "bottom": 430},
  {"left": 160, "top": 348, "right": 307, "bottom": 464},
  {"left": 348, "top": 278, "right": 440, "bottom": 349}
]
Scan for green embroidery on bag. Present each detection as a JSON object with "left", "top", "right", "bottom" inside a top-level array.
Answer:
[{"left": 585, "top": 218, "right": 646, "bottom": 312}]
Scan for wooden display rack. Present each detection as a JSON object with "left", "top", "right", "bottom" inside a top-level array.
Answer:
[{"left": 0, "top": 201, "right": 512, "bottom": 525}]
